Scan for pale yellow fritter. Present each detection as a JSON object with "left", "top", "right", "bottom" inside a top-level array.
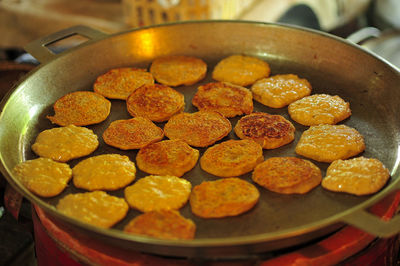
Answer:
[
  {"left": 192, "top": 82, "right": 253, "bottom": 117},
  {"left": 251, "top": 74, "right": 312, "bottom": 108},
  {"left": 322, "top": 157, "right": 390, "bottom": 196},
  {"left": 200, "top": 139, "right": 263, "bottom": 177},
  {"left": 295, "top": 124, "right": 365, "bottom": 163},
  {"left": 190, "top": 177, "right": 259, "bottom": 218},
  {"left": 124, "top": 175, "right": 192, "bottom": 212},
  {"left": 102, "top": 117, "right": 164, "bottom": 150},
  {"left": 150, "top": 55, "right": 207, "bottom": 87},
  {"left": 164, "top": 111, "right": 232, "bottom": 147},
  {"left": 31, "top": 125, "right": 98, "bottom": 162},
  {"left": 56, "top": 191, "right": 129, "bottom": 228},
  {"left": 124, "top": 210, "right": 196, "bottom": 240},
  {"left": 212, "top": 55, "right": 270, "bottom": 86},
  {"left": 288, "top": 94, "right": 351, "bottom": 126},
  {"left": 13, "top": 158, "right": 72, "bottom": 197},
  {"left": 136, "top": 140, "right": 199, "bottom": 177},
  {"left": 47, "top": 91, "right": 111, "bottom": 126},
  {"left": 126, "top": 84, "right": 185, "bottom": 122},
  {"left": 73, "top": 154, "right": 136, "bottom": 191},
  {"left": 93, "top": 67, "right": 154, "bottom": 100},
  {"left": 234, "top": 112, "right": 295, "bottom": 149},
  {"left": 252, "top": 157, "right": 322, "bottom": 194}
]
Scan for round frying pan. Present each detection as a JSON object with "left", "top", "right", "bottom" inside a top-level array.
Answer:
[{"left": 1, "top": 21, "right": 400, "bottom": 258}]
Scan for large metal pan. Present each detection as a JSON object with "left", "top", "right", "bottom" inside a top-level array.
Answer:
[{"left": 1, "top": 21, "right": 400, "bottom": 259}]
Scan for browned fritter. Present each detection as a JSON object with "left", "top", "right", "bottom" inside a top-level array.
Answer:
[
  {"left": 124, "top": 210, "right": 196, "bottom": 240},
  {"left": 93, "top": 67, "right": 154, "bottom": 100},
  {"left": 126, "top": 84, "right": 185, "bottom": 122},
  {"left": 234, "top": 112, "right": 295, "bottom": 149},
  {"left": 212, "top": 55, "right": 270, "bottom": 86},
  {"left": 295, "top": 124, "right": 365, "bottom": 162},
  {"left": 136, "top": 140, "right": 199, "bottom": 177},
  {"left": 13, "top": 158, "right": 72, "bottom": 197},
  {"left": 56, "top": 191, "right": 129, "bottom": 228},
  {"left": 150, "top": 55, "right": 207, "bottom": 87},
  {"left": 47, "top": 91, "right": 111, "bottom": 126},
  {"left": 163, "top": 111, "right": 232, "bottom": 147},
  {"left": 251, "top": 74, "right": 312, "bottom": 108},
  {"left": 322, "top": 157, "right": 390, "bottom": 196},
  {"left": 192, "top": 82, "right": 253, "bottom": 117},
  {"left": 252, "top": 157, "right": 322, "bottom": 194},
  {"left": 200, "top": 139, "right": 263, "bottom": 177},
  {"left": 103, "top": 117, "right": 164, "bottom": 150},
  {"left": 190, "top": 177, "right": 260, "bottom": 218}
]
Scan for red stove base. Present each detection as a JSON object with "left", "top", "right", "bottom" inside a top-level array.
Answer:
[{"left": 32, "top": 191, "right": 400, "bottom": 266}]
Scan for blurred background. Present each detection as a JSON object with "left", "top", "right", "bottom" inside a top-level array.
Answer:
[{"left": 0, "top": 0, "right": 399, "bottom": 265}]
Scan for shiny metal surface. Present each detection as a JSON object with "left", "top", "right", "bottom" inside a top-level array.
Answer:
[{"left": 1, "top": 21, "right": 400, "bottom": 258}]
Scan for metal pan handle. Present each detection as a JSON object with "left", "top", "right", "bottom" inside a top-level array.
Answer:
[
  {"left": 24, "top": 25, "right": 108, "bottom": 64},
  {"left": 341, "top": 188, "right": 400, "bottom": 237}
]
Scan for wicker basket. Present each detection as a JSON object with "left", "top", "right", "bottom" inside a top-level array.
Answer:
[{"left": 122, "top": 0, "right": 255, "bottom": 27}]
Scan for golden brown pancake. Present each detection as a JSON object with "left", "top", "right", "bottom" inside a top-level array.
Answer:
[
  {"left": 234, "top": 112, "right": 295, "bottom": 149},
  {"left": 251, "top": 74, "right": 312, "bottom": 108},
  {"left": 126, "top": 84, "right": 185, "bottom": 122},
  {"left": 322, "top": 157, "right": 390, "bottom": 196},
  {"left": 124, "top": 210, "right": 196, "bottom": 240},
  {"left": 13, "top": 158, "right": 72, "bottom": 197},
  {"left": 31, "top": 125, "right": 98, "bottom": 162},
  {"left": 73, "top": 154, "right": 136, "bottom": 191},
  {"left": 200, "top": 139, "right": 263, "bottom": 177},
  {"left": 124, "top": 175, "right": 191, "bottom": 212},
  {"left": 295, "top": 124, "right": 365, "bottom": 163},
  {"left": 47, "top": 91, "right": 111, "bottom": 126},
  {"left": 56, "top": 191, "right": 129, "bottom": 228},
  {"left": 150, "top": 55, "right": 207, "bottom": 87},
  {"left": 288, "top": 94, "right": 351, "bottom": 126},
  {"left": 252, "top": 157, "right": 322, "bottom": 194},
  {"left": 192, "top": 82, "right": 253, "bottom": 117},
  {"left": 136, "top": 140, "right": 199, "bottom": 177},
  {"left": 102, "top": 117, "right": 164, "bottom": 150},
  {"left": 164, "top": 111, "right": 232, "bottom": 147},
  {"left": 212, "top": 55, "right": 270, "bottom": 86},
  {"left": 93, "top": 67, "right": 154, "bottom": 100},
  {"left": 190, "top": 177, "right": 259, "bottom": 218}
]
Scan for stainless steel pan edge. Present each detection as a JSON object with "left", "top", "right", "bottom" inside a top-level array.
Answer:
[{"left": 1, "top": 20, "right": 400, "bottom": 258}]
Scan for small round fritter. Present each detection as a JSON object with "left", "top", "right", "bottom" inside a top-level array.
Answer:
[
  {"left": 124, "top": 210, "right": 196, "bottom": 240},
  {"left": 164, "top": 111, "right": 231, "bottom": 147},
  {"left": 192, "top": 82, "right": 253, "bottom": 118},
  {"left": 212, "top": 55, "right": 270, "bottom": 86},
  {"left": 13, "top": 158, "right": 72, "bottom": 197},
  {"left": 103, "top": 117, "right": 164, "bottom": 150},
  {"left": 136, "top": 140, "right": 199, "bottom": 177},
  {"left": 295, "top": 124, "right": 365, "bottom": 163},
  {"left": 322, "top": 157, "right": 390, "bottom": 196},
  {"left": 93, "top": 67, "right": 154, "bottom": 100},
  {"left": 47, "top": 91, "right": 111, "bottom": 126},
  {"left": 73, "top": 154, "right": 136, "bottom": 191},
  {"left": 234, "top": 112, "right": 295, "bottom": 149},
  {"left": 200, "top": 139, "right": 263, "bottom": 177},
  {"left": 150, "top": 55, "right": 207, "bottom": 87},
  {"left": 251, "top": 74, "right": 312, "bottom": 108},
  {"left": 56, "top": 191, "right": 129, "bottom": 228},
  {"left": 32, "top": 125, "right": 99, "bottom": 162},
  {"left": 190, "top": 177, "right": 259, "bottom": 218},
  {"left": 252, "top": 157, "right": 322, "bottom": 194},
  {"left": 126, "top": 84, "right": 185, "bottom": 122},
  {"left": 288, "top": 94, "right": 351, "bottom": 126},
  {"left": 124, "top": 175, "right": 192, "bottom": 212}
]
